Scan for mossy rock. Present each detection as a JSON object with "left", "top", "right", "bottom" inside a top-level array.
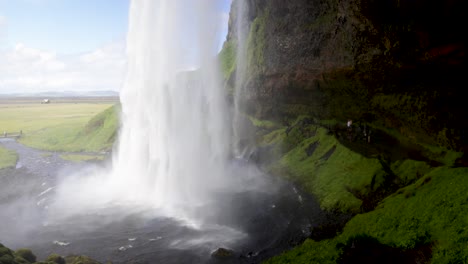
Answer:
[
  {"left": 211, "top": 248, "right": 235, "bottom": 259},
  {"left": 0, "top": 243, "right": 15, "bottom": 264},
  {"left": 13, "top": 249, "right": 35, "bottom": 263},
  {"left": 0, "top": 244, "right": 13, "bottom": 256},
  {"left": 46, "top": 254, "right": 65, "bottom": 264},
  {"left": 64, "top": 255, "right": 101, "bottom": 264},
  {"left": 13, "top": 256, "right": 30, "bottom": 264},
  {"left": 0, "top": 256, "right": 15, "bottom": 264}
]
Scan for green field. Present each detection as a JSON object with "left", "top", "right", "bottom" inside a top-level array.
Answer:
[
  {"left": 0, "top": 145, "right": 17, "bottom": 169},
  {"left": 0, "top": 98, "right": 119, "bottom": 153}
]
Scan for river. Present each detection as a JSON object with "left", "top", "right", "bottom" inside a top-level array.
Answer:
[{"left": 0, "top": 138, "right": 328, "bottom": 263}]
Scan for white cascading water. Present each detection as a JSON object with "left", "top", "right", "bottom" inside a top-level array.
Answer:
[
  {"left": 50, "top": 0, "right": 235, "bottom": 221},
  {"left": 111, "top": 0, "right": 230, "bottom": 215},
  {"left": 232, "top": 0, "right": 253, "bottom": 159}
]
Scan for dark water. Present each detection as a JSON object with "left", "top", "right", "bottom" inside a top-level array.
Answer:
[{"left": 0, "top": 139, "right": 327, "bottom": 263}]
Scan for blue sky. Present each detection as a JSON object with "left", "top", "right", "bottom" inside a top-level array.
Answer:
[
  {"left": 0, "top": 0, "right": 130, "bottom": 54},
  {"left": 0, "top": 0, "right": 232, "bottom": 93}
]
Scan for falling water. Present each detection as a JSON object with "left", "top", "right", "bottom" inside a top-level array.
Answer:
[
  {"left": 50, "top": 0, "right": 233, "bottom": 221},
  {"left": 112, "top": 0, "right": 231, "bottom": 215},
  {"left": 232, "top": 0, "right": 253, "bottom": 158},
  {"left": 0, "top": 1, "right": 325, "bottom": 261}
]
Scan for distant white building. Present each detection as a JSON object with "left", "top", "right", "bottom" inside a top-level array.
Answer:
[{"left": 41, "top": 99, "right": 50, "bottom": 104}]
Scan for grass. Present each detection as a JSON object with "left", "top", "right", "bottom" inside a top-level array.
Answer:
[
  {"left": 60, "top": 154, "right": 106, "bottom": 162},
  {"left": 255, "top": 113, "right": 468, "bottom": 263},
  {"left": 0, "top": 102, "right": 113, "bottom": 134},
  {"left": 14, "top": 104, "right": 118, "bottom": 152},
  {"left": 372, "top": 124, "right": 462, "bottom": 166},
  {"left": 0, "top": 145, "right": 17, "bottom": 169},
  {"left": 264, "top": 239, "right": 339, "bottom": 264},
  {"left": 272, "top": 127, "right": 386, "bottom": 213},
  {"left": 266, "top": 167, "right": 468, "bottom": 263}
]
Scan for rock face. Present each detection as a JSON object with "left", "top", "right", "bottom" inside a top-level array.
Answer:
[
  {"left": 224, "top": 0, "right": 467, "bottom": 150},
  {"left": 211, "top": 248, "right": 235, "bottom": 259}
]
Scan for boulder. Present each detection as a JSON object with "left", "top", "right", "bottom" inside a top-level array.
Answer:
[
  {"left": 14, "top": 249, "right": 36, "bottom": 263},
  {"left": 211, "top": 248, "right": 235, "bottom": 259},
  {"left": 46, "top": 254, "right": 65, "bottom": 264}
]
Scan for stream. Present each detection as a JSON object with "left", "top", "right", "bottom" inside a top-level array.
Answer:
[{"left": 0, "top": 138, "right": 328, "bottom": 263}]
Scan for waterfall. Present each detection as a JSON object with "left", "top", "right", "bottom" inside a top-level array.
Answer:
[
  {"left": 112, "top": 0, "right": 230, "bottom": 214},
  {"left": 232, "top": 0, "right": 253, "bottom": 159},
  {"left": 50, "top": 0, "right": 233, "bottom": 221}
]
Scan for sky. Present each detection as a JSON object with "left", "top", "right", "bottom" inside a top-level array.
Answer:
[{"left": 0, "top": 0, "right": 232, "bottom": 94}]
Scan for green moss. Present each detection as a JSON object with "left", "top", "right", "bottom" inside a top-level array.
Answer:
[
  {"left": 391, "top": 159, "right": 431, "bottom": 185},
  {"left": 345, "top": 167, "right": 468, "bottom": 260},
  {"left": 265, "top": 238, "right": 339, "bottom": 264},
  {"left": 14, "top": 249, "right": 35, "bottom": 263},
  {"left": 13, "top": 256, "right": 30, "bottom": 264},
  {"left": 0, "top": 243, "right": 15, "bottom": 264},
  {"left": 269, "top": 167, "right": 468, "bottom": 263},
  {"left": 372, "top": 124, "right": 462, "bottom": 166},
  {"left": 247, "top": 115, "right": 280, "bottom": 131},
  {"left": 246, "top": 9, "right": 269, "bottom": 73},
  {"left": 271, "top": 126, "right": 386, "bottom": 213},
  {"left": 0, "top": 146, "right": 18, "bottom": 170},
  {"left": 64, "top": 255, "right": 101, "bottom": 264},
  {"left": 219, "top": 40, "right": 237, "bottom": 80},
  {"left": 46, "top": 254, "right": 65, "bottom": 264},
  {"left": 260, "top": 128, "right": 286, "bottom": 146},
  {"left": 0, "top": 255, "right": 15, "bottom": 264}
]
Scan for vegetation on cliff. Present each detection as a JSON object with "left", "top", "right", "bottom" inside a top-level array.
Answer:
[
  {"left": 265, "top": 166, "right": 468, "bottom": 263},
  {"left": 0, "top": 243, "right": 100, "bottom": 264},
  {"left": 221, "top": 0, "right": 467, "bottom": 151},
  {"left": 220, "top": 1, "right": 467, "bottom": 260},
  {"left": 245, "top": 114, "right": 467, "bottom": 263}
]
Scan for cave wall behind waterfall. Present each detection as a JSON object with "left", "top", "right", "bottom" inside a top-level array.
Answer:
[{"left": 223, "top": 0, "right": 467, "bottom": 150}]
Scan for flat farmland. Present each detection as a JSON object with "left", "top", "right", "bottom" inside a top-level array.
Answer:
[
  {"left": 0, "top": 97, "right": 118, "bottom": 133},
  {"left": 0, "top": 97, "right": 119, "bottom": 152}
]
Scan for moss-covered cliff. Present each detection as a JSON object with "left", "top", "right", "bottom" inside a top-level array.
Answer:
[
  {"left": 0, "top": 243, "right": 100, "bottom": 264},
  {"left": 223, "top": 0, "right": 467, "bottom": 151},
  {"left": 221, "top": 0, "right": 467, "bottom": 262}
]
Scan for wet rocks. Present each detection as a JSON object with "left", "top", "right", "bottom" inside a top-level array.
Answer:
[
  {"left": 211, "top": 248, "right": 235, "bottom": 259},
  {"left": 45, "top": 254, "right": 65, "bottom": 264},
  {"left": 14, "top": 249, "right": 36, "bottom": 263}
]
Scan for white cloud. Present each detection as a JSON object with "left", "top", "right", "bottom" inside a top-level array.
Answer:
[{"left": 0, "top": 41, "right": 126, "bottom": 94}]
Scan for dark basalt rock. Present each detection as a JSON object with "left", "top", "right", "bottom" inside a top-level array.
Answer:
[
  {"left": 211, "top": 248, "right": 235, "bottom": 259},
  {"left": 337, "top": 234, "right": 432, "bottom": 264}
]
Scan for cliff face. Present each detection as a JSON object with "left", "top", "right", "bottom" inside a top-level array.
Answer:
[{"left": 224, "top": 0, "right": 467, "bottom": 150}]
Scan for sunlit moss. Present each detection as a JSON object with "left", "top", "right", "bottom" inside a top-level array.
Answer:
[
  {"left": 246, "top": 9, "right": 269, "bottom": 73},
  {"left": 219, "top": 39, "right": 237, "bottom": 80}
]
